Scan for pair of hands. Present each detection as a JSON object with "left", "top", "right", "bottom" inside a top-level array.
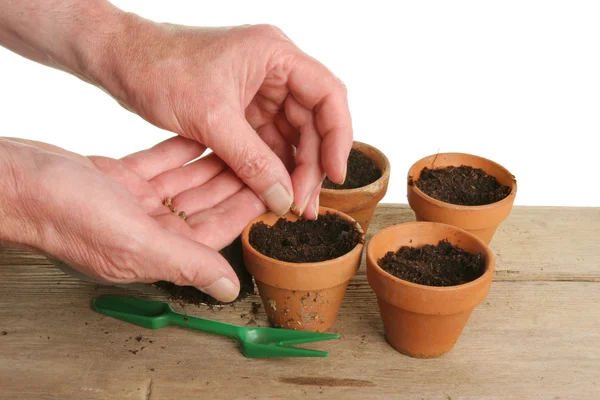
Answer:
[{"left": 0, "top": 5, "right": 353, "bottom": 302}]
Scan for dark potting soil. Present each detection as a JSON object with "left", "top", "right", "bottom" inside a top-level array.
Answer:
[
  {"left": 249, "top": 212, "right": 364, "bottom": 263},
  {"left": 411, "top": 165, "right": 511, "bottom": 206},
  {"left": 378, "top": 240, "right": 485, "bottom": 286},
  {"left": 322, "top": 148, "right": 382, "bottom": 190},
  {"left": 153, "top": 236, "right": 255, "bottom": 305}
]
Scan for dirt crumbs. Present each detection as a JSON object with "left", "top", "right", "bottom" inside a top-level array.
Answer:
[
  {"left": 412, "top": 165, "right": 511, "bottom": 205},
  {"left": 322, "top": 148, "right": 382, "bottom": 190},
  {"left": 378, "top": 240, "right": 485, "bottom": 286},
  {"left": 249, "top": 212, "right": 364, "bottom": 262},
  {"left": 153, "top": 236, "right": 254, "bottom": 305}
]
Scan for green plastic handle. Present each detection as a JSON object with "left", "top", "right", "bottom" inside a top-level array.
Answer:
[
  {"left": 91, "top": 295, "right": 241, "bottom": 340},
  {"left": 166, "top": 309, "right": 242, "bottom": 339}
]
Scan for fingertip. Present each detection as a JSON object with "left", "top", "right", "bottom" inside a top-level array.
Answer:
[
  {"left": 263, "top": 182, "right": 293, "bottom": 216},
  {"left": 321, "top": 135, "right": 351, "bottom": 185},
  {"left": 200, "top": 277, "right": 240, "bottom": 303}
]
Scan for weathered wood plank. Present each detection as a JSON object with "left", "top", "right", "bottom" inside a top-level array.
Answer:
[
  {"left": 0, "top": 280, "right": 598, "bottom": 399},
  {"left": 1, "top": 205, "right": 599, "bottom": 399}
]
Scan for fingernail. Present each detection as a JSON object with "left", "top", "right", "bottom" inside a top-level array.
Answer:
[
  {"left": 295, "top": 197, "right": 310, "bottom": 216},
  {"left": 263, "top": 182, "right": 293, "bottom": 216},
  {"left": 313, "top": 195, "right": 320, "bottom": 220},
  {"left": 339, "top": 165, "right": 347, "bottom": 185},
  {"left": 201, "top": 277, "right": 239, "bottom": 303}
]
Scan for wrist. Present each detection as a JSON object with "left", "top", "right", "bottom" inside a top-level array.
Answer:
[
  {"left": 78, "top": 8, "right": 155, "bottom": 106},
  {"left": 66, "top": 2, "right": 131, "bottom": 89},
  {"left": 0, "top": 139, "right": 40, "bottom": 247}
]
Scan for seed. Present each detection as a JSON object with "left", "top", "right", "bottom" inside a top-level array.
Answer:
[
  {"left": 178, "top": 211, "right": 187, "bottom": 221},
  {"left": 163, "top": 197, "right": 173, "bottom": 208}
]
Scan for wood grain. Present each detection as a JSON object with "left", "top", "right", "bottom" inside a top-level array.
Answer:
[{"left": 0, "top": 205, "right": 599, "bottom": 399}]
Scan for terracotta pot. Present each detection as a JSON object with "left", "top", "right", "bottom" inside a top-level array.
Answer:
[
  {"left": 407, "top": 153, "right": 517, "bottom": 244},
  {"left": 241, "top": 207, "right": 364, "bottom": 332},
  {"left": 319, "top": 141, "right": 390, "bottom": 234},
  {"left": 366, "top": 221, "right": 495, "bottom": 358}
]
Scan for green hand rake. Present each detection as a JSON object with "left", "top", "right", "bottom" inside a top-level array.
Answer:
[{"left": 91, "top": 295, "right": 339, "bottom": 358}]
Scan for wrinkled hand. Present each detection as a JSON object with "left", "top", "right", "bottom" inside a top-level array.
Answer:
[
  {"left": 99, "top": 19, "right": 353, "bottom": 219},
  {"left": 1, "top": 136, "right": 266, "bottom": 302}
]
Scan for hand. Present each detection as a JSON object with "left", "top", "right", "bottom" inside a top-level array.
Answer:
[
  {"left": 96, "top": 18, "right": 353, "bottom": 220},
  {"left": 0, "top": 136, "right": 266, "bottom": 302}
]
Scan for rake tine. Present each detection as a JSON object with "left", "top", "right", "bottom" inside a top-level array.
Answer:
[
  {"left": 248, "top": 344, "right": 330, "bottom": 358},
  {"left": 276, "top": 332, "right": 340, "bottom": 347}
]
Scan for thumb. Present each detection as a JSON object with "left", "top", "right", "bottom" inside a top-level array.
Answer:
[
  {"left": 201, "top": 108, "right": 294, "bottom": 216},
  {"left": 142, "top": 226, "right": 241, "bottom": 303}
]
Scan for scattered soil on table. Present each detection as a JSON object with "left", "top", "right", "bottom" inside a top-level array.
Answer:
[
  {"left": 249, "top": 212, "right": 363, "bottom": 262},
  {"left": 322, "top": 148, "right": 382, "bottom": 190},
  {"left": 153, "top": 236, "right": 255, "bottom": 305},
  {"left": 378, "top": 240, "right": 485, "bottom": 286},
  {"left": 410, "top": 165, "right": 511, "bottom": 205},
  {"left": 242, "top": 301, "right": 262, "bottom": 326},
  {"left": 2, "top": 331, "right": 7, "bottom": 336}
]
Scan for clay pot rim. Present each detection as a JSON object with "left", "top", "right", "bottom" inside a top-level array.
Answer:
[
  {"left": 241, "top": 206, "right": 365, "bottom": 269},
  {"left": 320, "top": 141, "right": 391, "bottom": 195},
  {"left": 407, "top": 152, "right": 517, "bottom": 211},
  {"left": 367, "top": 221, "right": 495, "bottom": 292}
]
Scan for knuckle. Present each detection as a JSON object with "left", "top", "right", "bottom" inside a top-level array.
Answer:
[
  {"left": 171, "top": 264, "right": 205, "bottom": 288},
  {"left": 335, "top": 76, "right": 348, "bottom": 96},
  {"left": 249, "top": 24, "right": 287, "bottom": 39},
  {"left": 235, "top": 151, "right": 272, "bottom": 181}
]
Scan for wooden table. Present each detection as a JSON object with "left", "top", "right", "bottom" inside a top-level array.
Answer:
[{"left": 1, "top": 205, "right": 598, "bottom": 399}]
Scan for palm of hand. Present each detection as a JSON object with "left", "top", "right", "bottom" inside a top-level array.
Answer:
[{"left": 88, "top": 136, "right": 266, "bottom": 251}]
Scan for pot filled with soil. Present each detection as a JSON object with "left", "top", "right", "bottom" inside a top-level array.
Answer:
[
  {"left": 320, "top": 141, "right": 390, "bottom": 234},
  {"left": 407, "top": 153, "right": 516, "bottom": 244},
  {"left": 241, "top": 207, "right": 364, "bottom": 332},
  {"left": 367, "top": 221, "right": 495, "bottom": 358}
]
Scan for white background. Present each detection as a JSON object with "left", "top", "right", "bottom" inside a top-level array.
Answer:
[{"left": 1, "top": 1, "right": 598, "bottom": 206}]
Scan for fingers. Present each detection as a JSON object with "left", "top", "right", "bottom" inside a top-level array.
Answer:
[
  {"left": 150, "top": 152, "right": 227, "bottom": 199},
  {"left": 286, "top": 56, "right": 353, "bottom": 184},
  {"left": 285, "top": 94, "right": 326, "bottom": 219},
  {"left": 89, "top": 156, "right": 163, "bottom": 212},
  {"left": 273, "top": 109, "right": 301, "bottom": 147},
  {"left": 172, "top": 169, "right": 244, "bottom": 216},
  {"left": 141, "top": 225, "right": 241, "bottom": 302},
  {"left": 202, "top": 108, "right": 293, "bottom": 216},
  {"left": 186, "top": 187, "right": 267, "bottom": 250},
  {"left": 255, "top": 123, "right": 296, "bottom": 173},
  {"left": 302, "top": 184, "right": 322, "bottom": 221},
  {"left": 121, "top": 136, "right": 206, "bottom": 180}
]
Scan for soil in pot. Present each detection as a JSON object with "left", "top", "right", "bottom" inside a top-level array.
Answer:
[
  {"left": 410, "top": 165, "right": 511, "bottom": 206},
  {"left": 378, "top": 239, "right": 485, "bottom": 287},
  {"left": 322, "top": 148, "right": 382, "bottom": 190},
  {"left": 152, "top": 236, "right": 255, "bottom": 306},
  {"left": 249, "top": 212, "right": 363, "bottom": 262}
]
